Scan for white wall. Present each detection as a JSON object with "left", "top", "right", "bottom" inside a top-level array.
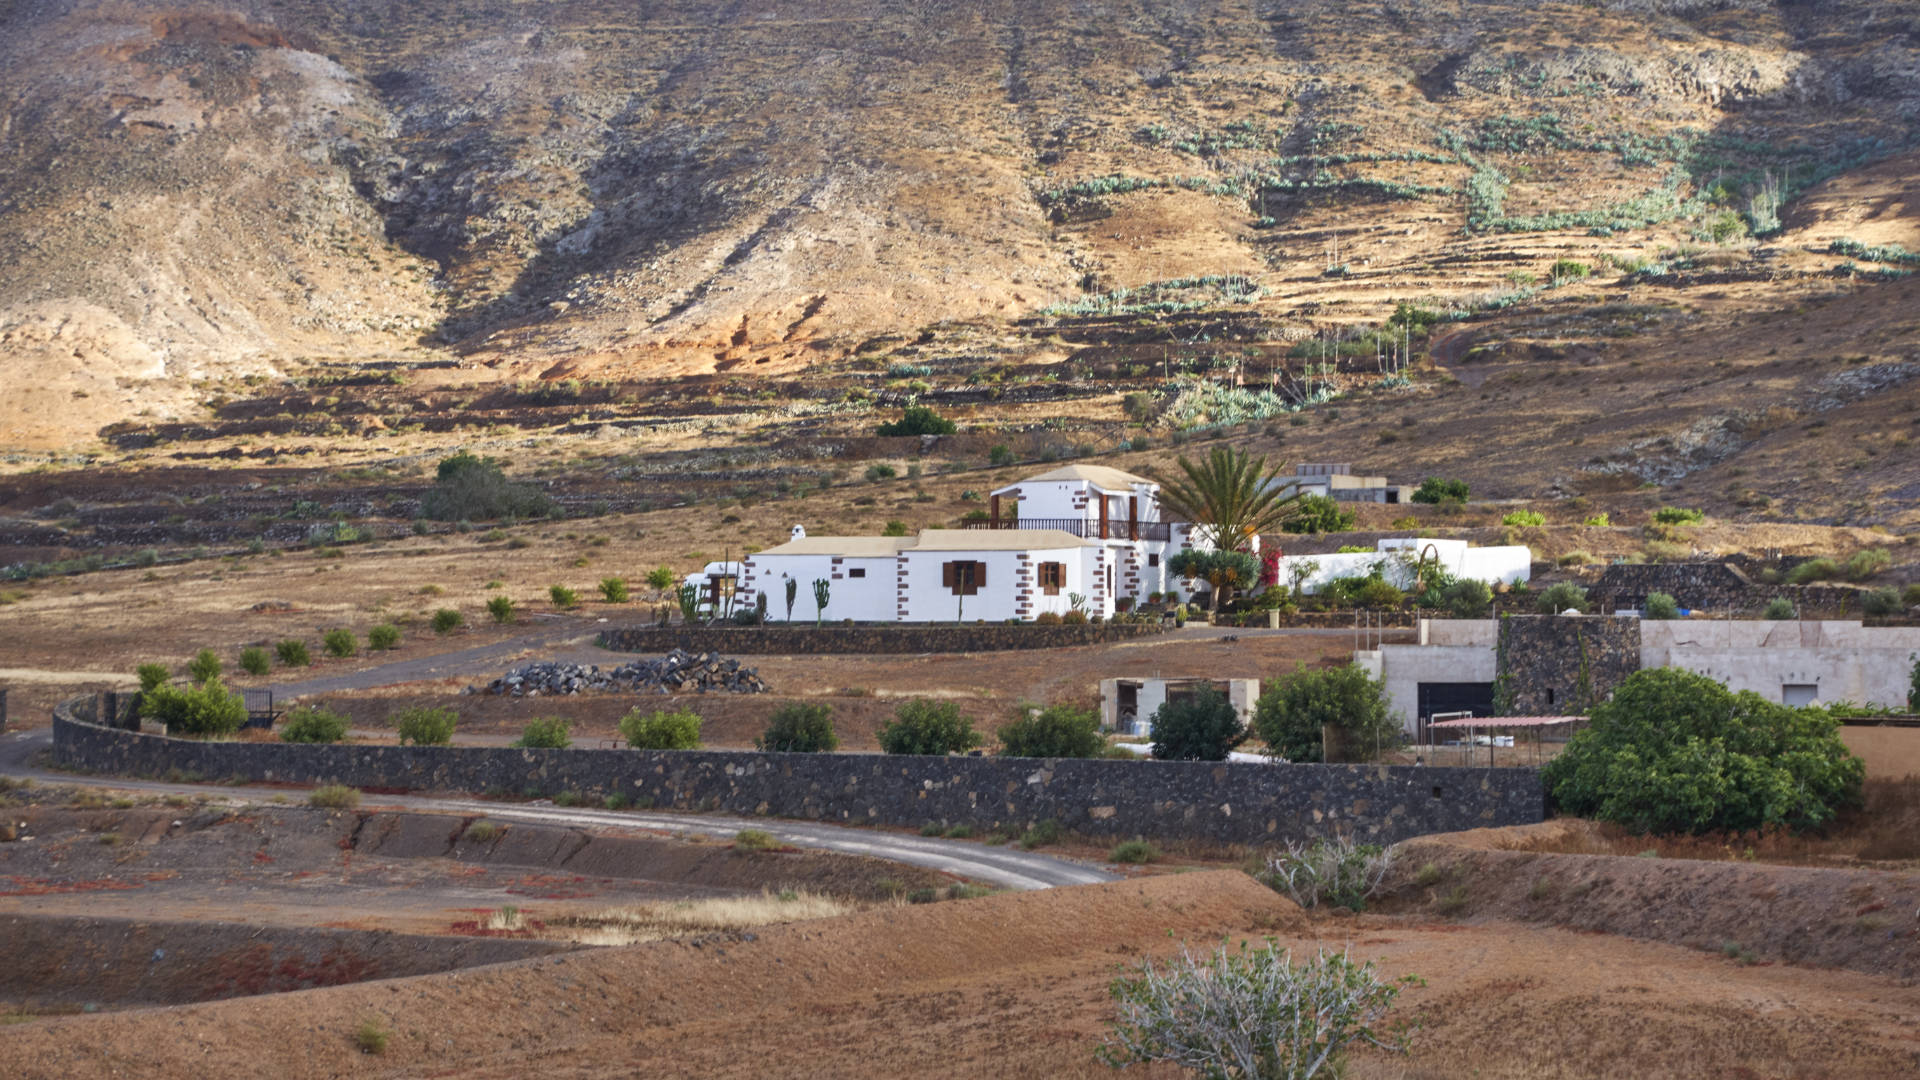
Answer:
[
  {"left": 1374, "top": 642, "right": 1496, "bottom": 734},
  {"left": 1272, "top": 538, "right": 1530, "bottom": 595},
  {"left": 898, "top": 547, "right": 1091, "bottom": 622},
  {"left": 1641, "top": 620, "right": 1920, "bottom": 708},
  {"left": 739, "top": 553, "right": 899, "bottom": 623}
]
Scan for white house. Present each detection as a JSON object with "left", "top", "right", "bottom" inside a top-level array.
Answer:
[
  {"left": 1272, "top": 537, "right": 1531, "bottom": 595},
  {"left": 734, "top": 465, "right": 1218, "bottom": 622}
]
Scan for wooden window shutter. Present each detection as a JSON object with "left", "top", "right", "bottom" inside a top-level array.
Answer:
[
  {"left": 974, "top": 561, "right": 986, "bottom": 590},
  {"left": 942, "top": 561, "right": 955, "bottom": 589}
]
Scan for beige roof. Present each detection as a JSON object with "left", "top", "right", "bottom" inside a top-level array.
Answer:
[
  {"left": 906, "top": 529, "right": 1094, "bottom": 552},
  {"left": 1004, "top": 464, "right": 1156, "bottom": 492},
  {"left": 751, "top": 536, "right": 915, "bottom": 558}
]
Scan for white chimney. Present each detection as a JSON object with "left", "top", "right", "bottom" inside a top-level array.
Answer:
[{"left": 791, "top": 524, "right": 807, "bottom": 540}]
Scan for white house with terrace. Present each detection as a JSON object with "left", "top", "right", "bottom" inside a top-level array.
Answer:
[{"left": 733, "top": 465, "right": 1220, "bottom": 622}]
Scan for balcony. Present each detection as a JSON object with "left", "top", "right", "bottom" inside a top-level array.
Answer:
[{"left": 963, "top": 517, "right": 1175, "bottom": 542}]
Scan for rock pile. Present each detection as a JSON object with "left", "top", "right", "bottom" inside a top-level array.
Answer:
[{"left": 475, "top": 651, "right": 768, "bottom": 696}]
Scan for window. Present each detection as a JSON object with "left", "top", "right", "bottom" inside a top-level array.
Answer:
[
  {"left": 1147, "top": 553, "right": 1160, "bottom": 568},
  {"left": 849, "top": 568, "right": 866, "bottom": 579},
  {"left": 1037, "top": 562, "right": 1064, "bottom": 595},
  {"left": 1782, "top": 684, "right": 1818, "bottom": 707},
  {"left": 942, "top": 560, "right": 985, "bottom": 596}
]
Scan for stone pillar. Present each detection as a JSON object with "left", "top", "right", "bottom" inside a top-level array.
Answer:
[
  {"left": 1098, "top": 496, "right": 1109, "bottom": 540},
  {"left": 990, "top": 494, "right": 1000, "bottom": 527},
  {"left": 1128, "top": 496, "right": 1138, "bottom": 541}
]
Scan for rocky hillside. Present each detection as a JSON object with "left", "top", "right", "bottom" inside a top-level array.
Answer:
[{"left": 2, "top": 0, "right": 1917, "bottom": 449}]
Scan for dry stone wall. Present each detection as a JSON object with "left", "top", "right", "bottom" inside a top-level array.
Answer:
[
  {"left": 1497, "top": 615, "right": 1642, "bottom": 715},
  {"left": 54, "top": 700, "right": 1541, "bottom": 847}
]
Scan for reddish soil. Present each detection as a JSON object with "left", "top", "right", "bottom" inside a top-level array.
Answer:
[{"left": 4, "top": 868, "right": 1917, "bottom": 1079}]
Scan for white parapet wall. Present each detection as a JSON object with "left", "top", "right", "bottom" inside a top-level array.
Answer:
[{"left": 1273, "top": 538, "right": 1531, "bottom": 595}]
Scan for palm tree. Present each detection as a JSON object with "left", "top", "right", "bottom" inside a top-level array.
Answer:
[{"left": 1156, "top": 446, "right": 1301, "bottom": 550}]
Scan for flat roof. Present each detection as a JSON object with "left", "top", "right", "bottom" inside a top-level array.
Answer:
[
  {"left": 906, "top": 529, "right": 1095, "bottom": 552},
  {"left": 751, "top": 536, "right": 916, "bottom": 557}
]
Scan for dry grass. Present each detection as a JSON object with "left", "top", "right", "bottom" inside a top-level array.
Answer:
[{"left": 545, "top": 890, "right": 854, "bottom": 946}]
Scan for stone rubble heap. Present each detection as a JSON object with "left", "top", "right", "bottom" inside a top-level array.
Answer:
[{"left": 475, "top": 651, "right": 768, "bottom": 696}]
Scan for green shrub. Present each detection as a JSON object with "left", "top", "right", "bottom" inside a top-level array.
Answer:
[
  {"left": 920, "top": 821, "right": 945, "bottom": 837},
  {"left": 1786, "top": 557, "right": 1839, "bottom": 585},
  {"left": 1439, "top": 579, "right": 1492, "bottom": 618},
  {"left": 599, "top": 577, "right": 630, "bottom": 603},
  {"left": 141, "top": 678, "right": 246, "bottom": 736},
  {"left": 187, "top": 649, "right": 222, "bottom": 683},
  {"left": 353, "top": 1020, "right": 389, "bottom": 1057},
  {"left": 757, "top": 702, "right": 839, "bottom": 753},
  {"left": 485, "top": 595, "right": 515, "bottom": 624},
  {"left": 309, "top": 784, "right": 360, "bottom": 810},
  {"left": 1905, "top": 584, "right": 1920, "bottom": 607},
  {"left": 996, "top": 703, "right": 1105, "bottom": 758},
  {"left": 619, "top": 707, "right": 703, "bottom": 750},
  {"left": 876, "top": 405, "right": 957, "bottom": 437},
  {"left": 1101, "top": 942, "right": 1418, "bottom": 1077},
  {"left": 644, "top": 566, "right": 676, "bottom": 592},
  {"left": 431, "top": 609, "right": 464, "bottom": 634},
  {"left": 1281, "top": 494, "right": 1356, "bottom": 534},
  {"left": 280, "top": 706, "right": 350, "bottom": 744},
  {"left": 945, "top": 824, "right": 973, "bottom": 839},
  {"left": 136, "top": 662, "right": 170, "bottom": 693},
  {"left": 275, "top": 639, "right": 311, "bottom": 667},
  {"left": 238, "top": 647, "right": 271, "bottom": 676},
  {"left": 1762, "top": 596, "right": 1798, "bottom": 620},
  {"left": 1149, "top": 685, "right": 1244, "bottom": 761},
  {"left": 1536, "top": 582, "right": 1589, "bottom": 614},
  {"left": 1550, "top": 258, "right": 1590, "bottom": 281},
  {"left": 1352, "top": 578, "right": 1404, "bottom": 609},
  {"left": 418, "top": 452, "right": 556, "bottom": 522},
  {"left": 1541, "top": 667, "right": 1864, "bottom": 834},
  {"left": 1411, "top": 477, "right": 1469, "bottom": 504},
  {"left": 1652, "top": 506, "right": 1705, "bottom": 525},
  {"left": 549, "top": 584, "right": 580, "bottom": 608},
  {"left": 877, "top": 700, "right": 982, "bottom": 755},
  {"left": 394, "top": 706, "right": 458, "bottom": 746},
  {"left": 881, "top": 520, "right": 909, "bottom": 537},
  {"left": 1501, "top": 510, "right": 1546, "bottom": 527},
  {"left": 865, "top": 463, "right": 898, "bottom": 481},
  {"left": 1643, "top": 591, "right": 1681, "bottom": 620},
  {"left": 1863, "top": 588, "right": 1903, "bottom": 617},
  {"left": 1845, "top": 548, "right": 1891, "bottom": 581},
  {"left": 1019, "top": 819, "right": 1064, "bottom": 850},
  {"left": 513, "top": 717, "right": 572, "bottom": 749},
  {"left": 1253, "top": 664, "right": 1396, "bottom": 763},
  {"left": 463, "top": 820, "right": 503, "bottom": 843},
  {"left": 367, "top": 624, "right": 400, "bottom": 651},
  {"left": 734, "top": 828, "right": 778, "bottom": 851},
  {"left": 323, "top": 628, "right": 357, "bottom": 658},
  {"left": 1110, "top": 837, "right": 1160, "bottom": 864},
  {"left": 1583, "top": 513, "right": 1612, "bottom": 527}
]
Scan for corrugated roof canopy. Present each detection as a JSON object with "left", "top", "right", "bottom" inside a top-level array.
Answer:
[{"left": 1427, "top": 716, "right": 1584, "bottom": 728}]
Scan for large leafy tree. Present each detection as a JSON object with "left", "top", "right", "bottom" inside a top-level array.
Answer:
[
  {"left": 1541, "top": 667, "right": 1864, "bottom": 834},
  {"left": 1149, "top": 685, "right": 1246, "bottom": 761},
  {"left": 1157, "top": 446, "right": 1301, "bottom": 550},
  {"left": 1253, "top": 664, "right": 1396, "bottom": 763}
]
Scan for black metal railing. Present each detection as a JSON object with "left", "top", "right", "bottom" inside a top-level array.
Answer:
[{"left": 963, "top": 517, "right": 1175, "bottom": 541}]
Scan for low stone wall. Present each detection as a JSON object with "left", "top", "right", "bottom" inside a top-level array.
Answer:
[
  {"left": 53, "top": 700, "right": 1542, "bottom": 847},
  {"left": 598, "top": 622, "right": 1165, "bottom": 655}
]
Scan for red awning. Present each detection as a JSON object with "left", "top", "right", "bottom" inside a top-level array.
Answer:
[{"left": 1427, "top": 716, "right": 1583, "bottom": 729}]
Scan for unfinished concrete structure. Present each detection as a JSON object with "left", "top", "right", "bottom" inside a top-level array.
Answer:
[{"left": 1100, "top": 677, "right": 1259, "bottom": 737}]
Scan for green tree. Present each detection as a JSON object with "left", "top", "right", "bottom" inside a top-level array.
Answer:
[
  {"left": 1253, "top": 664, "right": 1396, "bottom": 763},
  {"left": 187, "top": 649, "right": 221, "bottom": 683},
  {"left": 1540, "top": 667, "right": 1864, "bottom": 834},
  {"left": 1167, "top": 549, "right": 1261, "bottom": 615},
  {"left": 876, "top": 405, "right": 958, "bottom": 437},
  {"left": 1148, "top": 685, "right": 1244, "bottom": 761},
  {"left": 877, "top": 700, "right": 982, "bottom": 755},
  {"left": 758, "top": 702, "right": 839, "bottom": 753},
  {"left": 1155, "top": 446, "right": 1302, "bottom": 550},
  {"left": 419, "top": 452, "right": 556, "bottom": 521},
  {"left": 997, "top": 703, "right": 1105, "bottom": 758},
  {"left": 141, "top": 678, "right": 246, "bottom": 737},
  {"left": 1282, "top": 495, "right": 1356, "bottom": 535}
]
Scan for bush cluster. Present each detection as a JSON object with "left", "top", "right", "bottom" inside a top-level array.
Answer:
[
  {"left": 281, "top": 706, "right": 350, "bottom": 744},
  {"left": 757, "top": 703, "right": 839, "bottom": 753},
  {"left": 619, "top": 707, "right": 703, "bottom": 750},
  {"left": 877, "top": 700, "right": 982, "bottom": 755},
  {"left": 876, "top": 405, "right": 957, "bottom": 437},
  {"left": 1643, "top": 591, "right": 1680, "bottom": 620},
  {"left": 323, "top": 628, "right": 357, "bottom": 658},
  {"left": 187, "top": 649, "right": 222, "bottom": 683},
  {"left": 1535, "top": 582, "right": 1589, "bottom": 614},
  {"left": 486, "top": 595, "right": 516, "bottom": 624},
  {"left": 514, "top": 717, "right": 572, "bottom": 749},
  {"left": 142, "top": 678, "right": 247, "bottom": 737},
  {"left": 394, "top": 706, "right": 458, "bottom": 746},
  {"left": 1253, "top": 664, "right": 1396, "bottom": 763},
  {"left": 367, "top": 624, "right": 401, "bottom": 651},
  {"left": 239, "top": 647, "right": 271, "bottom": 676},
  {"left": 600, "top": 577, "right": 630, "bottom": 603},
  {"left": 1282, "top": 494, "right": 1356, "bottom": 534},
  {"left": 276, "top": 639, "right": 311, "bottom": 667},
  {"left": 1149, "top": 685, "right": 1244, "bottom": 761},
  {"left": 419, "top": 453, "right": 556, "bottom": 522},
  {"left": 432, "top": 609, "right": 464, "bottom": 634},
  {"left": 1411, "top": 477, "right": 1469, "bottom": 504},
  {"left": 1500, "top": 510, "right": 1545, "bottom": 527},
  {"left": 996, "top": 703, "right": 1104, "bottom": 758}
]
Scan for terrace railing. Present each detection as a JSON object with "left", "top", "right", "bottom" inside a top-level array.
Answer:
[{"left": 963, "top": 517, "right": 1176, "bottom": 542}]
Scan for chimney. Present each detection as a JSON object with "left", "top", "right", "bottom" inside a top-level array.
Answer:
[{"left": 791, "top": 524, "right": 807, "bottom": 540}]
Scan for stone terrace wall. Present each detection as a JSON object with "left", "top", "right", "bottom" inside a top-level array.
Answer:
[
  {"left": 54, "top": 701, "right": 1541, "bottom": 847},
  {"left": 1498, "top": 615, "right": 1642, "bottom": 715},
  {"left": 598, "top": 622, "right": 1165, "bottom": 655},
  {"left": 1588, "top": 562, "right": 1878, "bottom": 618}
]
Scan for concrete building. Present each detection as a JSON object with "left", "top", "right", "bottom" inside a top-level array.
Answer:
[
  {"left": 1270, "top": 463, "right": 1411, "bottom": 504},
  {"left": 1359, "top": 617, "right": 1920, "bottom": 736},
  {"left": 1100, "top": 677, "right": 1260, "bottom": 737},
  {"left": 1272, "top": 537, "right": 1532, "bottom": 596},
  {"left": 734, "top": 465, "right": 1218, "bottom": 621}
]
